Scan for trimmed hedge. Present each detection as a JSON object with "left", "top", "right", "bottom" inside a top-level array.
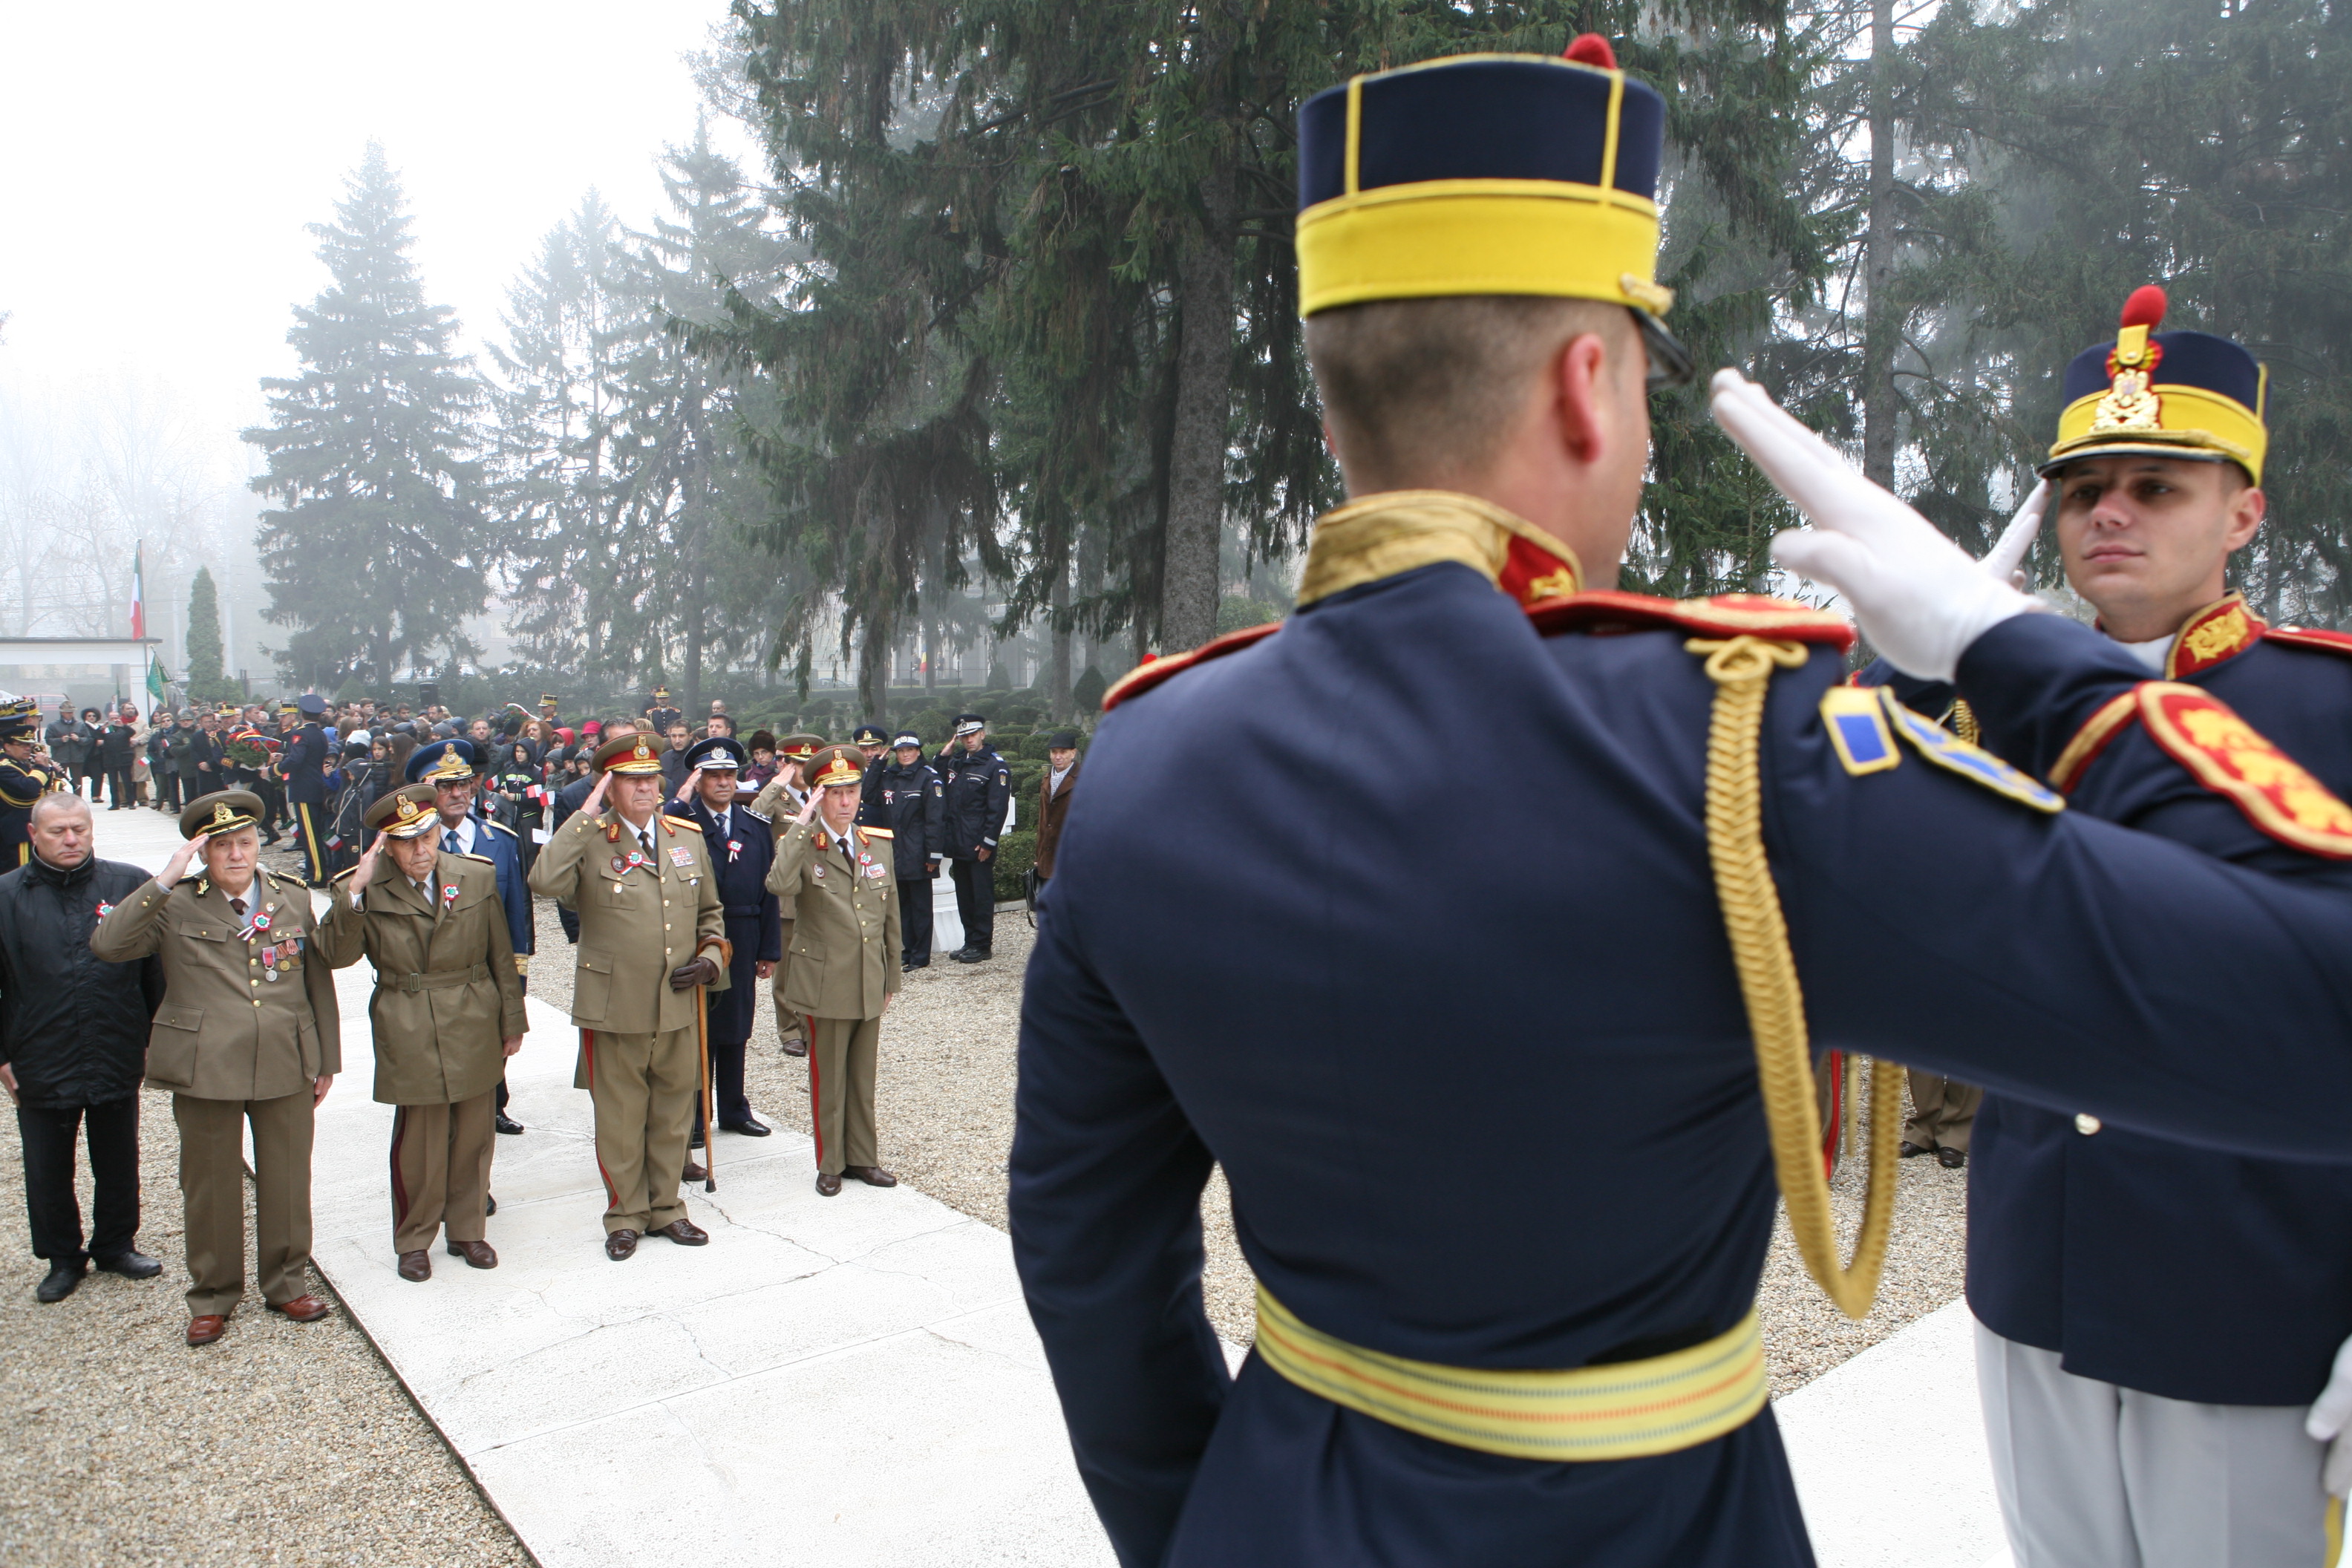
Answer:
[{"left": 992, "top": 829, "right": 1036, "bottom": 901}]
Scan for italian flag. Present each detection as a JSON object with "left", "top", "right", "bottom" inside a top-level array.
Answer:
[{"left": 134, "top": 545, "right": 164, "bottom": 703}]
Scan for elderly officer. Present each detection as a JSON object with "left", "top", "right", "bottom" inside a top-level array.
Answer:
[
  {"left": 671, "top": 734, "right": 780, "bottom": 1148},
  {"left": 94, "top": 790, "right": 339, "bottom": 1346},
  {"left": 1872, "top": 287, "right": 2352, "bottom": 1564},
  {"left": 873, "top": 731, "right": 945, "bottom": 969},
  {"left": 939, "top": 716, "right": 1010, "bottom": 963},
  {"left": 750, "top": 733, "right": 824, "bottom": 1056},
  {"left": 768, "top": 745, "right": 900, "bottom": 1196},
  {"left": 408, "top": 737, "right": 532, "bottom": 1134},
  {"left": 1010, "top": 38, "right": 2352, "bottom": 1568},
  {"left": 0, "top": 699, "right": 62, "bottom": 868},
  {"left": 529, "top": 731, "right": 726, "bottom": 1260},
  {"left": 315, "top": 784, "right": 528, "bottom": 1283}
]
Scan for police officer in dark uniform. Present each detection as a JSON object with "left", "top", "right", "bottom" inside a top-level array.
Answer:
[
  {"left": 939, "top": 716, "right": 1009, "bottom": 963},
  {"left": 0, "top": 700, "right": 59, "bottom": 867},
  {"left": 281, "top": 693, "right": 333, "bottom": 887},
  {"left": 1008, "top": 40, "right": 2352, "bottom": 1568},
  {"left": 849, "top": 722, "right": 889, "bottom": 826},
  {"left": 873, "top": 731, "right": 945, "bottom": 968},
  {"left": 672, "top": 736, "right": 780, "bottom": 1149}
]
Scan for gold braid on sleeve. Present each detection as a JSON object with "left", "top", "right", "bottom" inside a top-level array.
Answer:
[{"left": 1688, "top": 635, "right": 1900, "bottom": 1320}]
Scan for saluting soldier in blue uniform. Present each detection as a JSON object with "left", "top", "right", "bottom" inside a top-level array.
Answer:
[
  {"left": 0, "top": 700, "right": 61, "bottom": 867},
  {"left": 281, "top": 693, "right": 333, "bottom": 887},
  {"left": 672, "top": 734, "right": 781, "bottom": 1154},
  {"left": 1871, "top": 287, "right": 2352, "bottom": 1566},
  {"left": 1008, "top": 37, "right": 2352, "bottom": 1568}
]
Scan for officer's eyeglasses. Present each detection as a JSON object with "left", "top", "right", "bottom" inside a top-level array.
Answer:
[{"left": 1632, "top": 307, "right": 1695, "bottom": 391}]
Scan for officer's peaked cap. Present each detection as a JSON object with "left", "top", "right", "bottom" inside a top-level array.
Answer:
[
  {"left": 806, "top": 745, "right": 866, "bottom": 791},
  {"left": 682, "top": 736, "right": 747, "bottom": 774},
  {"left": 405, "top": 737, "right": 480, "bottom": 785},
  {"left": 592, "top": 732, "right": 666, "bottom": 775},
  {"left": 180, "top": 789, "right": 265, "bottom": 840},
  {"left": 365, "top": 783, "right": 442, "bottom": 840}
]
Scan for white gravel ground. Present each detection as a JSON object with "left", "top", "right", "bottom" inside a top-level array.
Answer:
[{"left": 0, "top": 852, "right": 1969, "bottom": 1564}]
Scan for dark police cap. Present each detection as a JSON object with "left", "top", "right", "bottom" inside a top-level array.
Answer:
[
  {"left": 364, "top": 783, "right": 441, "bottom": 840},
  {"left": 405, "top": 736, "right": 480, "bottom": 785},
  {"left": 180, "top": 789, "right": 265, "bottom": 840},
  {"left": 297, "top": 693, "right": 327, "bottom": 717},
  {"left": 682, "top": 736, "right": 748, "bottom": 774},
  {"left": 852, "top": 723, "right": 888, "bottom": 746}
]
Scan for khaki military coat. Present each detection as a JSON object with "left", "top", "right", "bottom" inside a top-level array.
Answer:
[
  {"left": 92, "top": 867, "right": 341, "bottom": 1101},
  {"left": 748, "top": 777, "right": 804, "bottom": 832},
  {"left": 313, "top": 851, "right": 528, "bottom": 1105},
  {"left": 768, "top": 822, "right": 901, "bottom": 1021},
  {"left": 529, "top": 806, "right": 726, "bottom": 1042}
]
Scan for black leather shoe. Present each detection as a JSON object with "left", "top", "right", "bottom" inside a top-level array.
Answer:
[
  {"left": 1937, "top": 1146, "right": 1967, "bottom": 1169},
  {"left": 690, "top": 1128, "right": 705, "bottom": 1150},
  {"left": 1899, "top": 1140, "right": 1935, "bottom": 1159},
  {"left": 901, "top": 958, "right": 929, "bottom": 971},
  {"left": 815, "top": 1172, "right": 843, "bottom": 1197},
  {"left": 36, "top": 1263, "right": 85, "bottom": 1303},
  {"left": 94, "top": 1250, "right": 163, "bottom": 1280},
  {"left": 720, "top": 1117, "right": 771, "bottom": 1137},
  {"left": 605, "top": 1229, "right": 639, "bottom": 1261},
  {"left": 485, "top": 1194, "right": 497, "bottom": 1216},
  {"left": 945, "top": 946, "right": 974, "bottom": 962},
  {"left": 494, "top": 1113, "right": 525, "bottom": 1135},
  {"left": 953, "top": 946, "right": 991, "bottom": 964}
]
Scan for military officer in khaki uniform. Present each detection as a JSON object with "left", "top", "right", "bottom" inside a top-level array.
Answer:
[
  {"left": 768, "top": 745, "right": 900, "bottom": 1197},
  {"left": 749, "top": 733, "right": 824, "bottom": 1058},
  {"left": 91, "top": 790, "right": 341, "bottom": 1345},
  {"left": 529, "top": 731, "right": 727, "bottom": 1260},
  {"left": 314, "top": 784, "right": 529, "bottom": 1281}
]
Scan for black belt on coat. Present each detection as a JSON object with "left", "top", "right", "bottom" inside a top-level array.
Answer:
[{"left": 382, "top": 964, "right": 491, "bottom": 993}]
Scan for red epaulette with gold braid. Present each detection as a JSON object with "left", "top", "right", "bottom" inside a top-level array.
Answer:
[
  {"left": 1101, "top": 622, "right": 1282, "bottom": 712},
  {"left": 1526, "top": 590, "right": 1856, "bottom": 651},
  {"left": 2265, "top": 624, "right": 2352, "bottom": 659},
  {"left": 2048, "top": 681, "right": 2352, "bottom": 859}
]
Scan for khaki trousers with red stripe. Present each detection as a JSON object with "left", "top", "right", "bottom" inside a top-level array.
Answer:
[
  {"left": 805, "top": 1015, "right": 879, "bottom": 1177},
  {"left": 388, "top": 1090, "right": 495, "bottom": 1255},
  {"left": 581, "top": 1027, "right": 696, "bottom": 1235}
]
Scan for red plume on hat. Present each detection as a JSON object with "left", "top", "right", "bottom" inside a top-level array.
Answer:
[
  {"left": 2120, "top": 285, "right": 2167, "bottom": 330},
  {"left": 2107, "top": 284, "right": 2168, "bottom": 379},
  {"left": 1564, "top": 33, "right": 1617, "bottom": 68}
]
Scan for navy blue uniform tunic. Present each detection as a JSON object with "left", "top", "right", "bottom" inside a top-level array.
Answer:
[
  {"left": 1900, "top": 602, "right": 2352, "bottom": 1407},
  {"left": 1012, "top": 558, "right": 2352, "bottom": 1568},
  {"left": 676, "top": 797, "right": 781, "bottom": 1045}
]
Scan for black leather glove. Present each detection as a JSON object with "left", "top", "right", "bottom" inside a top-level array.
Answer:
[{"left": 669, "top": 955, "right": 721, "bottom": 990}]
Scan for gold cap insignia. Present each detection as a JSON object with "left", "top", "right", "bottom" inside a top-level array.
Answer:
[
  {"left": 394, "top": 796, "right": 419, "bottom": 821},
  {"left": 212, "top": 803, "right": 236, "bottom": 827},
  {"left": 2088, "top": 288, "right": 2169, "bottom": 436}
]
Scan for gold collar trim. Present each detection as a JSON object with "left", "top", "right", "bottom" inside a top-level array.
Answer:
[{"left": 1295, "top": 490, "right": 1584, "bottom": 610}]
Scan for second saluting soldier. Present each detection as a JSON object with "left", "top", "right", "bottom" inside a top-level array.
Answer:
[
  {"left": 315, "top": 784, "right": 529, "bottom": 1282},
  {"left": 529, "top": 731, "right": 727, "bottom": 1260},
  {"left": 768, "top": 746, "right": 900, "bottom": 1197}
]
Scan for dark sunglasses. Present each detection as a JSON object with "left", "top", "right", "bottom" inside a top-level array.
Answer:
[{"left": 1632, "top": 307, "right": 1695, "bottom": 389}]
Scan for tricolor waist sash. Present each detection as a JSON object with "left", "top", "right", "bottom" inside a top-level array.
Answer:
[{"left": 1254, "top": 1285, "right": 1768, "bottom": 1462}]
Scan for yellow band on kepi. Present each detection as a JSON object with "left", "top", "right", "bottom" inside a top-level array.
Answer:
[
  {"left": 1296, "top": 180, "right": 1663, "bottom": 318},
  {"left": 2049, "top": 382, "right": 2267, "bottom": 483},
  {"left": 1254, "top": 1286, "right": 1768, "bottom": 1461}
]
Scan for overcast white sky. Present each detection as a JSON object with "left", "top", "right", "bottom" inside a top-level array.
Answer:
[{"left": 0, "top": 0, "right": 758, "bottom": 490}]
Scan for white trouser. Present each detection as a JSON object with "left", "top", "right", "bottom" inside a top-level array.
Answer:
[{"left": 1976, "top": 1316, "right": 2339, "bottom": 1567}]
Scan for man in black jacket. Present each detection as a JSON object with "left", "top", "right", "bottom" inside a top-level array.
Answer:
[
  {"left": 939, "top": 716, "right": 1010, "bottom": 963},
  {"left": 874, "top": 733, "right": 946, "bottom": 967},
  {"left": 0, "top": 792, "right": 166, "bottom": 1301},
  {"left": 95, "top": 706, "right": 136, "bottom": 811},
  {"left": 147, "top": 711, "right": 186, "bottom": 813}
]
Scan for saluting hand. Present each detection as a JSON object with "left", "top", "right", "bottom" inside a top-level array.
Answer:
[
  {"left": 794, "top": 789, "right": 821, "bottom": 826},
  {"left": 584, "top": 768, "right": 612, "bottom": 814},
  {"left": 348, "top": 830, "right": 387, "bottom": 895},
  {"left": 161, "top": 829, "right": 209, "bottom": 884}
]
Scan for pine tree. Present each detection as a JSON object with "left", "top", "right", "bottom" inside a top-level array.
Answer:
[
  {"left": 243, "top": 143, "right": 492, "bottom": 691},
  {"left": 183, "top": 566, "right": 235, "bottom": 704}
]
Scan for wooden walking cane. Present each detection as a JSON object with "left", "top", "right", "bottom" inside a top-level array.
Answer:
[{"left": 696, "top": 982, "right": 715, "bottom": 1194}]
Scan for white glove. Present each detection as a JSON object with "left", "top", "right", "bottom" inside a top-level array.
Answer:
[
  {"left": 1708, "top": 369, "right": 2043, "bottom": 681},
  {"left": 2306, "top": 1331, "right": 2352, "bottom": 1495}
]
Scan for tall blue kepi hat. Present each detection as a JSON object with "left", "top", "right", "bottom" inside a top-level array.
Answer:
[
  {"left": 2040, "top": 284, "right": 2269, "bottom": 485},
  {"left": 404, "top": 736, "right": 480, "bottom": 785},
  {"left": 1293, "top": 33, "right": 1690, "bottom": 382}
]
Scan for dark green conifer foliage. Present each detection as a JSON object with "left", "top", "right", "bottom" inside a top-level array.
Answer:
[
  {"left": 182, "top": 566, "right": 235, "bottom": 705},
  {"left": 242, "top": 143, "right": 491, "bottom": 691}
]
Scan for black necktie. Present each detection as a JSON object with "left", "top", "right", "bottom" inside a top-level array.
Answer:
[{"left": 229, "top": 897, "right": 246, "bottom": 920}]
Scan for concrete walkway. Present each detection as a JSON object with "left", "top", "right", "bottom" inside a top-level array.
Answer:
[{"left": 94, "top": 800, "right": 2009, "bottom": 1567}]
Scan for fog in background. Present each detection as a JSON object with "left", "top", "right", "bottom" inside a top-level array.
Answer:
[{"left": 0, "top": 0, "right": 752, "bottom": 688}]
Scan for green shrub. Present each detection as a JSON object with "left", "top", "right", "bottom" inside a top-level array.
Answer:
[
  {"left": 1000, "top": 701, "right": 1042, "bottom": 727},
  {"left": 992, "top": 830, "right": 1037, "bottom": 901},
  {"left": 1070, "top": 666, "right": 1106, "bottom": 711}
]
